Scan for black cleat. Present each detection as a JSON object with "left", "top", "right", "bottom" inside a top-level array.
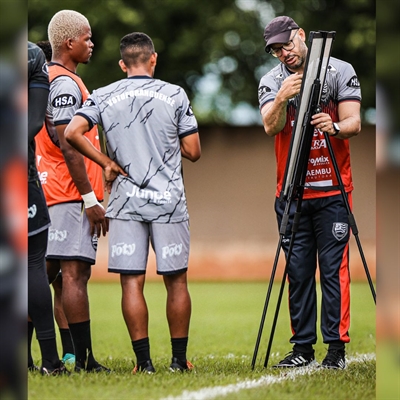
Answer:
[
  {"left": 75, "top": 360, "right": 111, "bottom": 373},
  {"left": 28, "top": 364, "right": 39, "bottom": 372},
  {"left": 321, "top": 349, "right": 346, "bottom": 370},
  {"left": 169, "top": 357, "right": 194, "bottom": 372},
  {"left": 40, "top": 361, "right": 70, "bottom": 376},
  {"left": 132, "top": 359, "right": 156, "bottom": 374},
  {"left": 272, "top": 351, "right": 316, "bottom": 368}
]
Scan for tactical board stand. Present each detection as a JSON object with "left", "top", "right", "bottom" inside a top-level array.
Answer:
[{"left": 251, "top": 31, "right": 376, "bottom": 370}]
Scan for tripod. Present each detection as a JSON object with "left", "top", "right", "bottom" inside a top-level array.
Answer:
[{"left": 251, "top": 31, "right": 376, "bottom": 370}]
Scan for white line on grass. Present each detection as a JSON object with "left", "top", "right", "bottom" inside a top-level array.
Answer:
[{"left": 160, "top": 353, "right": 375, "bottom": 400}]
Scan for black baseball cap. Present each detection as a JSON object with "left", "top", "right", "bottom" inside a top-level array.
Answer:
[{"left": 264, "top": 16, "right": 299, "bottom": 53}]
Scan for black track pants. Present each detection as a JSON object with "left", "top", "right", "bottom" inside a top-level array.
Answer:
[{"left": 275, "top": 193, "right": 351, "bottom": 346}]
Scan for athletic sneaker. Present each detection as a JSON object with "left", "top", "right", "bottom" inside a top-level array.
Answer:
[
  {"left": 75, "top": 360, "right": 111, "bottom": 373},
  {"left": 61, "top": 353, "right": 75, "bottom": 368},
  {"left": 28, "top": 364, "right": 39, "bottom": 372},
  {"left": 40, "top": 362, "right": 70, "bottom": 376},
  {"left": 169, "top": 357, "right": 194, "bottom": 372},
  {"left": 272, "top": 351, "right": 316, "bottom": 368},
  {"left": 321, "top": 349, "right": 346, "bottom": 369},
  {"left": 132, "top": 359, "right": 156, "bottom": 374}
]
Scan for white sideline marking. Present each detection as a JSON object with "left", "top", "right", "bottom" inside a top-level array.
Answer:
[{"left": 160, "top": 353, "right": 375, "bottom": 400}]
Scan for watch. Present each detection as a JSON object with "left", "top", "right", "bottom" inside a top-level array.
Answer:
[{"left": 332, "top": 122, "right": 340, "bottom": 136}]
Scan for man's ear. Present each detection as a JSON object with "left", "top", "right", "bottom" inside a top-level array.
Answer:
[
  {"left": 119, "top": 59, "right": 127, "bottom": 73},
  {"left": 66, "top": 38, "right": 74, "bottom": 50},
  {"left": 299, "top": 28, "right": 306, "bottom": 42},
  {"left": 150, "top": 52, "right": 158, "bottom": 67}
]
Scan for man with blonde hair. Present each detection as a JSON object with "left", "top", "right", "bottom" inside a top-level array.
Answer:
[{"left": 35, "top": 10, "right": 109, "bottom": 373}]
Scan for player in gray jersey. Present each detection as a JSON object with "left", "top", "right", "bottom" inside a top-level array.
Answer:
[
  {"left": 79, "top": 75, "right": 196, "bottom": 223},
  {"left": 66, "top": 32, "right": 201, "bottom": 373}
]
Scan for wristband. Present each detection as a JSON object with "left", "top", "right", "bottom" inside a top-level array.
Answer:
[{"left": 82, "top": 191, "right": 98, "bottom": 209}]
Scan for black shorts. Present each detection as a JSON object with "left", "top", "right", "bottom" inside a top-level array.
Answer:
[{"left": 28, "top": 179, "right": 50, "bottom": 236}]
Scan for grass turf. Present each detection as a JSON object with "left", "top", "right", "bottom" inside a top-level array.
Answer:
[{"left": 28, "top": 281, "right": 375, "bottom": 399}]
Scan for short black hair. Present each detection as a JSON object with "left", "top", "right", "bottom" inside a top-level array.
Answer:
[
  {"left": 120, "top": 32, "right": 155, "bottom": 67},
  {"left": 36, "top": 40, "right": 52, "bottom": 62}
]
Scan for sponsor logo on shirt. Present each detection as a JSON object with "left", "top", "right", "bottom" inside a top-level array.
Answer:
[
  {"left": 309, "top": 156, "right": 329, "bottom": 166},
  {"left": 327, "top": 64, "right": 337, "bottom": 73},
  {"left": 38, "top": 171, "right": 48, "bottom": 185},
  {"left": 311, "top": 139, "right": 327, "bottom": 150},
  {"left": 347, "top": 75, "right": 360, "bottom": 88},
  {"left": 306, "top": 167, "right": 332, "bottom": 178},
  {"left": 258, "top": 85, "right": 271, "bottom": 100},
  {"left": 52, "top": 94, "right": 77, "bottom": 108},
  {"left": 186, "top": 104, "right": 194, "bottom": 116},
  {"left": 111, "top": 242, "right": 136, "bottom": 257},
  {"left": 126, "top": 186, "right": 172, "bottom": 204},
  {"left": 83, "top": 99, "right": 96, "bottom": 107}
]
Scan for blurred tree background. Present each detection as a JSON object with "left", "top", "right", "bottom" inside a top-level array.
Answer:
[{"left": 28, "top": 0, "right": 375, "bottom": 125}]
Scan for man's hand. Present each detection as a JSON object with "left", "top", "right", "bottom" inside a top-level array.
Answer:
[
  {"left": 278, "top": 73, "right": 303, "bottom": 102},
  {"left": 311, "top": 112, "right": 334, "bottom": 135},
  {"left": 261, "top": 73, "right": 303, "bottom": 137},
  {"left": 85, "top": 203, "right": 108, "bottom": 237},
  {"left": 104, "top": 161, "right": 128, "bottom": 194}
]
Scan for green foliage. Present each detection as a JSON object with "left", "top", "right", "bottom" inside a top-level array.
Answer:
[
  {"left": 28, "top": 0, "right": 375, "bottom": 124},
  {"left": 29, "top": 282, "right": 375, "bottom": 399}
]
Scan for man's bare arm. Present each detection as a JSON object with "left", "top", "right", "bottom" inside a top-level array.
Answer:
[
  {"left": 180, "top": 132, "right": 201, "bottom": 162},
  {"left": 65, "top": 115, "right": 127, "bottom": 194},
  {"left": 56, "top": 121, "right": 108, "bottom": 236},
  {"left": 261, "top": 73, "right": 303, "bottom": 137}
]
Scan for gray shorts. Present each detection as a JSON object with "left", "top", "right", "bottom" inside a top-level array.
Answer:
[
  {"left": 46, "top": 202, "right": 98, "bottom": 265},
  {"left": 108, "top": 219, "right": 190, "bottom": 275}
]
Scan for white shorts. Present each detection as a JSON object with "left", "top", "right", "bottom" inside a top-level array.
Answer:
[
  {"left": 46, "top": 202, "right": 98, "bottom": 265},
  {"left": 108, "top": 219, "right": 190, "bottom": 275}
]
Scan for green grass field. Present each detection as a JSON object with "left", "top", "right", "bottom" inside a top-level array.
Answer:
[{"left": 28, "top": 281, "right": 376, "bottom": 400}]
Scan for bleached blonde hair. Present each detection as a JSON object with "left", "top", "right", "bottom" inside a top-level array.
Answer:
[{"left": 48, "top": 10, "right": 90, "bottom": 57}]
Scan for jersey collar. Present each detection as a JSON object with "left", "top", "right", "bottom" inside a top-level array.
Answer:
[{"left": 127, "top": 75, "right": 152, "bottom": 79}]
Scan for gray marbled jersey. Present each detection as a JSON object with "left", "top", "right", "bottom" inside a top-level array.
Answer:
[{"left": 76, "top": 76, "right": 198, "bottom": 223}]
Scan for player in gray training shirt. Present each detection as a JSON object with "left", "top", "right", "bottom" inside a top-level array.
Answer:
[
  {"left": 65, "top": 32, "right": 201, "bottom": 374},
  {"left": 77, "top": 75, "right": 197, "bottom": 223}
]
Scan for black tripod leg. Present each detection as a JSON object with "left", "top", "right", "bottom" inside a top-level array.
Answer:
[
  {"left": 324, "top": 133, "right": 376, "bottom": 303},
  {"left": 263, "top": 209, "right": 302, "bottom": 368},
  {"left": 251, "top": 237, "right": 283, "bottom": 370},
  {"left": 264, "top": 267, "right": 287, "bottom": 368}
]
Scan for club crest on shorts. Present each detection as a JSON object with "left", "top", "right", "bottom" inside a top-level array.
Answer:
[
  {"left": 92, "top": 234, "right": 98, "bottom": 250},
  {"left": 332, "top": 222, "right": 348, "bottom": 241}
]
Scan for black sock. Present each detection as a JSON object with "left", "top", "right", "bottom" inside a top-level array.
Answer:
[
  {"left": 28, "top": 321, "right": 34, "bottom": 367},
  {"left": 293, "top": 343, "right": 314, "bottom": 355},
  {"left": 171, "top": 337, "right": 188, "bottom": 362},
  {"left": 132, "top": 337, "right": 151, "bottom": 366},
  {"left": 69, "top": 320, "right": 96, "bottom": 369},
  {"left": 59, "top": 328, "right": 74, "bottom": 356},
  {"left": 38, "top": 338, "right": 60, "bottom": 369}
]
